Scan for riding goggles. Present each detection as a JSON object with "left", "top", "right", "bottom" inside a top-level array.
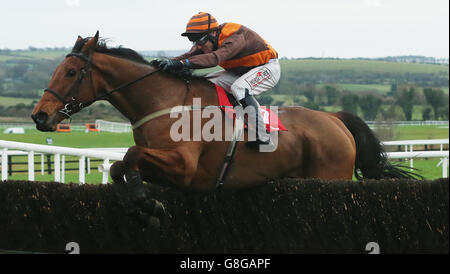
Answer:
[{"left": 191, "top": 34, "right": 209, "bottom": 46}]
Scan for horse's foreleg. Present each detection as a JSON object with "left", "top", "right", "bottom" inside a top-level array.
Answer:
[
  {"left": 110, "top": 160, "right": 126, "bottom": 184},
  {"left": 124, "top": 145, "right": 198, "bottom": 188},
  {"left": 122, "top": 145, "right": 198, "bottom": 224}
]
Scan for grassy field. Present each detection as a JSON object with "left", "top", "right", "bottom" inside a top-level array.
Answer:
[
  {"left": 0, "top": 50, "right": 66, "bottom": 61},
  {"left": 280, "top": 59, "right": 449, "bottom": 75},
  {"left": 394, "top": 125, "right": 450, "bottom": 140},
  {"left": 0, "top": 130, "right": 135, "bottom": 148},
  {"left": 0, "top": 96, "right": 36, "bottom": 107},
  {"left": 317, "top": 83, "right": 392, "bottom": 94}
]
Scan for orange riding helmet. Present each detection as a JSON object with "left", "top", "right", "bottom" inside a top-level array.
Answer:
[{"left": 181, "top": 12, "right": 219, "bottom": 40}]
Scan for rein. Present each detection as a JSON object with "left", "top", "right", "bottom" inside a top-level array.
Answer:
[{"left": 44, "top": 52, "right": 159, "bottom": 121}]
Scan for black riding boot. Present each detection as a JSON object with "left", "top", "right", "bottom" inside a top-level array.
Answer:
[{"left": 239, "top": 90, "right": 270, "bottom": 148}]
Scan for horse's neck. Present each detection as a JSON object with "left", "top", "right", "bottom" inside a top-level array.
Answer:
[{"left": 96, "top": 55, "right": 218, "bottom": 123}]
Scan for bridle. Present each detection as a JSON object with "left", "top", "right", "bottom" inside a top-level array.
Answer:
[{"left": 44, "top": 52, "right": 159, "bottom": 121}]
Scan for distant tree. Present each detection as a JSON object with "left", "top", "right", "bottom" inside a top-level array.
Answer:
[
  {"left": 8, "top": 64, "right": 29, "bottom": 79},
  {"left": 395, "top": 87, "right": 416, "bottom": 121},
  {"left": 360, "top": 94, "right": 382, "bottom": 120},
  {"left": 439, "top": 104, "right": 449, "bottom": 120},
  {"left": 304, "top": 100, "right": 320, "bottom": 110},
  {"left": 387, "top": 83, "right": 398, "bottom": 97},
  {"left": 422, "top": 107, "right": 433, "bottom": 120},
  {"left": 257, "top": 95, "right": 274, "bottom": 106},
  {"left": 0, "top": 67, "right": 6, "bottom": 80},
  {"left": 341, "top": 94, "right": 360, "bottom": 115},
  {"left": 292, "top": 95, "right": 304, "bottom": 106},
  {"left": 423, "top": 88, "right": 446, "bottom": 120},
  {"left": 325, "top": 85, "right": 340, "bottom": 105},
  {"left": 273, "top": 100, "right": 284, "bottom": 107},
  {"left": 302, "top": 84, "right": 316, "bottom": 102}
]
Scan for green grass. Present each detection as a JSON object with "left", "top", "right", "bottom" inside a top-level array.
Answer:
[
  {"left": 393, "top": 125, "right": 449, "bottom": 140},
  {"left": 13, "top": 50, "right": 66, "bottom": 60},
  {"left": 395, "top": 159, "right": 448, "bottom": 180},
  {"left": 0, "top": 96, "right": 36, "bottom": 107},
  {"left": 6, "top": 172, "right": 108, "bottom": 184},
  {"left": 0, "top": 50, "right": 66, "bottom": 61},
  {"left": 0, "top": 55, "right": 31, "bottom": 61},
  {"left": 0, "top": 131, "right": 134, "bottom": 148},
  {"left": 280, "top": 59, "right": 449, "bottom": 74},
  {"left": 318, "top": 84, "right": 392, "bottom": 94}
]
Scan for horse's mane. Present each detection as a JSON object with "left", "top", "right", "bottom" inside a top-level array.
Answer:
[{"left": 72, "top": 37, "right": 208, "bottom": 81}]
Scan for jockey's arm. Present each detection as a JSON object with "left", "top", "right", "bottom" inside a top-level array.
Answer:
[
  {"left": 181, "top": 33, "right": 246, "bottom": 69},
  {"left": 172, "top": 45, "right": 202, "bottom": 61}
]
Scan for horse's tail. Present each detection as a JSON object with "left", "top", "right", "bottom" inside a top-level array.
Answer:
[{"left": 335, "top": 111, "right": 422, "bottom": 180}]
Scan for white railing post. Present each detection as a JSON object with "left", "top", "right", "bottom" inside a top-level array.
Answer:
[
  {"left": 0, "top": 140, "right": 125, "bottom": 184},
  {"left": 41, "top": 153, "right": 44, "bottom": 175},
  {"left": 440, "top": 158, "right": 448, "bottom": 178},
  {"left": 61, "top": 155, "right": 65, "bottom": 183},
  {"left": 1, "top": 148, "right": 8, "bottom": 181},
  {"left": 102, "top": 158, "right": 110, "bottom": 184},
  {"left": 87, "top": 158, "right": 91, "bottom": 174},
  {"left": 54, "top": 154, "right": 61, "bottom": 182},
  {"left": 79, "top": 156, "right": 86, "bottom": 184},
  {"left": 410, "top": 144, "right": 414, "bottom": 170},
  {"left": 28, "top": 151, "right": 35, "bottom": 181}
]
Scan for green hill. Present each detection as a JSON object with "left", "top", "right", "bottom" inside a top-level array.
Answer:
[
  {"left": 280, "top": 59, "right": 448, "bottom": 74},
  {"left": 1, "top": 49, "right": 448, "bottom": 122}
]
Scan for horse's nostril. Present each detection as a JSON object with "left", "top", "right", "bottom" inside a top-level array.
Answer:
[{"left": 32, "top": 111, "right": 49, "bottom": 125}]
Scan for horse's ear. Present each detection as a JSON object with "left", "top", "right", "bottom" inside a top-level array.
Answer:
[
  {"left": 82, "top": 30, "right": 99, "bottom": 54},
  {"left": 76, "top": 35, "right": 83, "bottom": 42}
]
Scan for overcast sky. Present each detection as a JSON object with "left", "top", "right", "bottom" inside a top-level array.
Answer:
[{"left": 0, "top": 0, "right": 448, "bottom": 58}]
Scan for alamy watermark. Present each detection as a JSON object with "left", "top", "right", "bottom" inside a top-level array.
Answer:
[
  {"left": 365, "top": 242, "right": 380, "bottom": 254},
  {"left": 65, "top": 242, "right": 80, "bottom": 254},
  {"left": 168, "top": 98, "right": 279, "bottom": 152}
]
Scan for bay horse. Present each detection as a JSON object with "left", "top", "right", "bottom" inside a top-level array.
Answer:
[{"left": 31, "top": 32, "right": 419, "bottom": 224}]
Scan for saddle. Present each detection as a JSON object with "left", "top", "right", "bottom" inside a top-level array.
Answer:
[{"left": 214, "top": 85, "right": 287, "bottom": 132}]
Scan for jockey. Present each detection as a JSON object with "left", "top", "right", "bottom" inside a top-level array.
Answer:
[{"left": 156, "top": 12, "right": 281, "bottom": 148}]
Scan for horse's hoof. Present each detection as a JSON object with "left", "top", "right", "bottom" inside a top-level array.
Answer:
[
  {"left": 153, "top": 200, "right": 166, "bottom": 219},
  {"left": 132, "top": 212, "right": 162, "bottom": 229},
  {"left": 148, "top": 216, "right": 161, "bottom": 229}
]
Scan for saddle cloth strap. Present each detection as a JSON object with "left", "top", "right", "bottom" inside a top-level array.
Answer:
[{"left": 132, "top": 105, "right": 233, "bottom": 130}]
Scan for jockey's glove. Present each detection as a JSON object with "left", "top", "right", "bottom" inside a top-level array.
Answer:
[
  {"left": 159, "top": 59, "right": 185, "bottom": 72},
  {"left": 149, "top": 59, "right": 162, "bottom": 67}
]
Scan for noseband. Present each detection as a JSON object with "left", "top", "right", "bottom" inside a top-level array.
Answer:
[{"left": 44, "top": 52, "right": 159, "bottom": 120}]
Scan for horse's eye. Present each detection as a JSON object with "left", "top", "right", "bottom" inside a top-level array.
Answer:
[{"left": 67, "top": 69, "right": 77, "bottom": 77}]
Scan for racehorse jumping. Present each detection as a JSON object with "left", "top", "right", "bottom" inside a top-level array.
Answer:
[{"left": 31, "top": 32, "right": 420, "bottom": 225}]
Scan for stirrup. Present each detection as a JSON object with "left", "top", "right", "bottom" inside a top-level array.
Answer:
[{"left": 239, "top": 90, "right": 270, "bottom": 148}]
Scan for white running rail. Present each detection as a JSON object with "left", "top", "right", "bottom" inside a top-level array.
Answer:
[
  {"left": 382, "top": 139, "right": 449, "bottom": 178},
  {"left": 95, "top": 120, "right": 132, "bottom": 133},
  {"left": 1, "top": 139, "right": 448, "bottom": 183},
  {"left": 0, "top": 140, "right": 124, "bottom": 184}
]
